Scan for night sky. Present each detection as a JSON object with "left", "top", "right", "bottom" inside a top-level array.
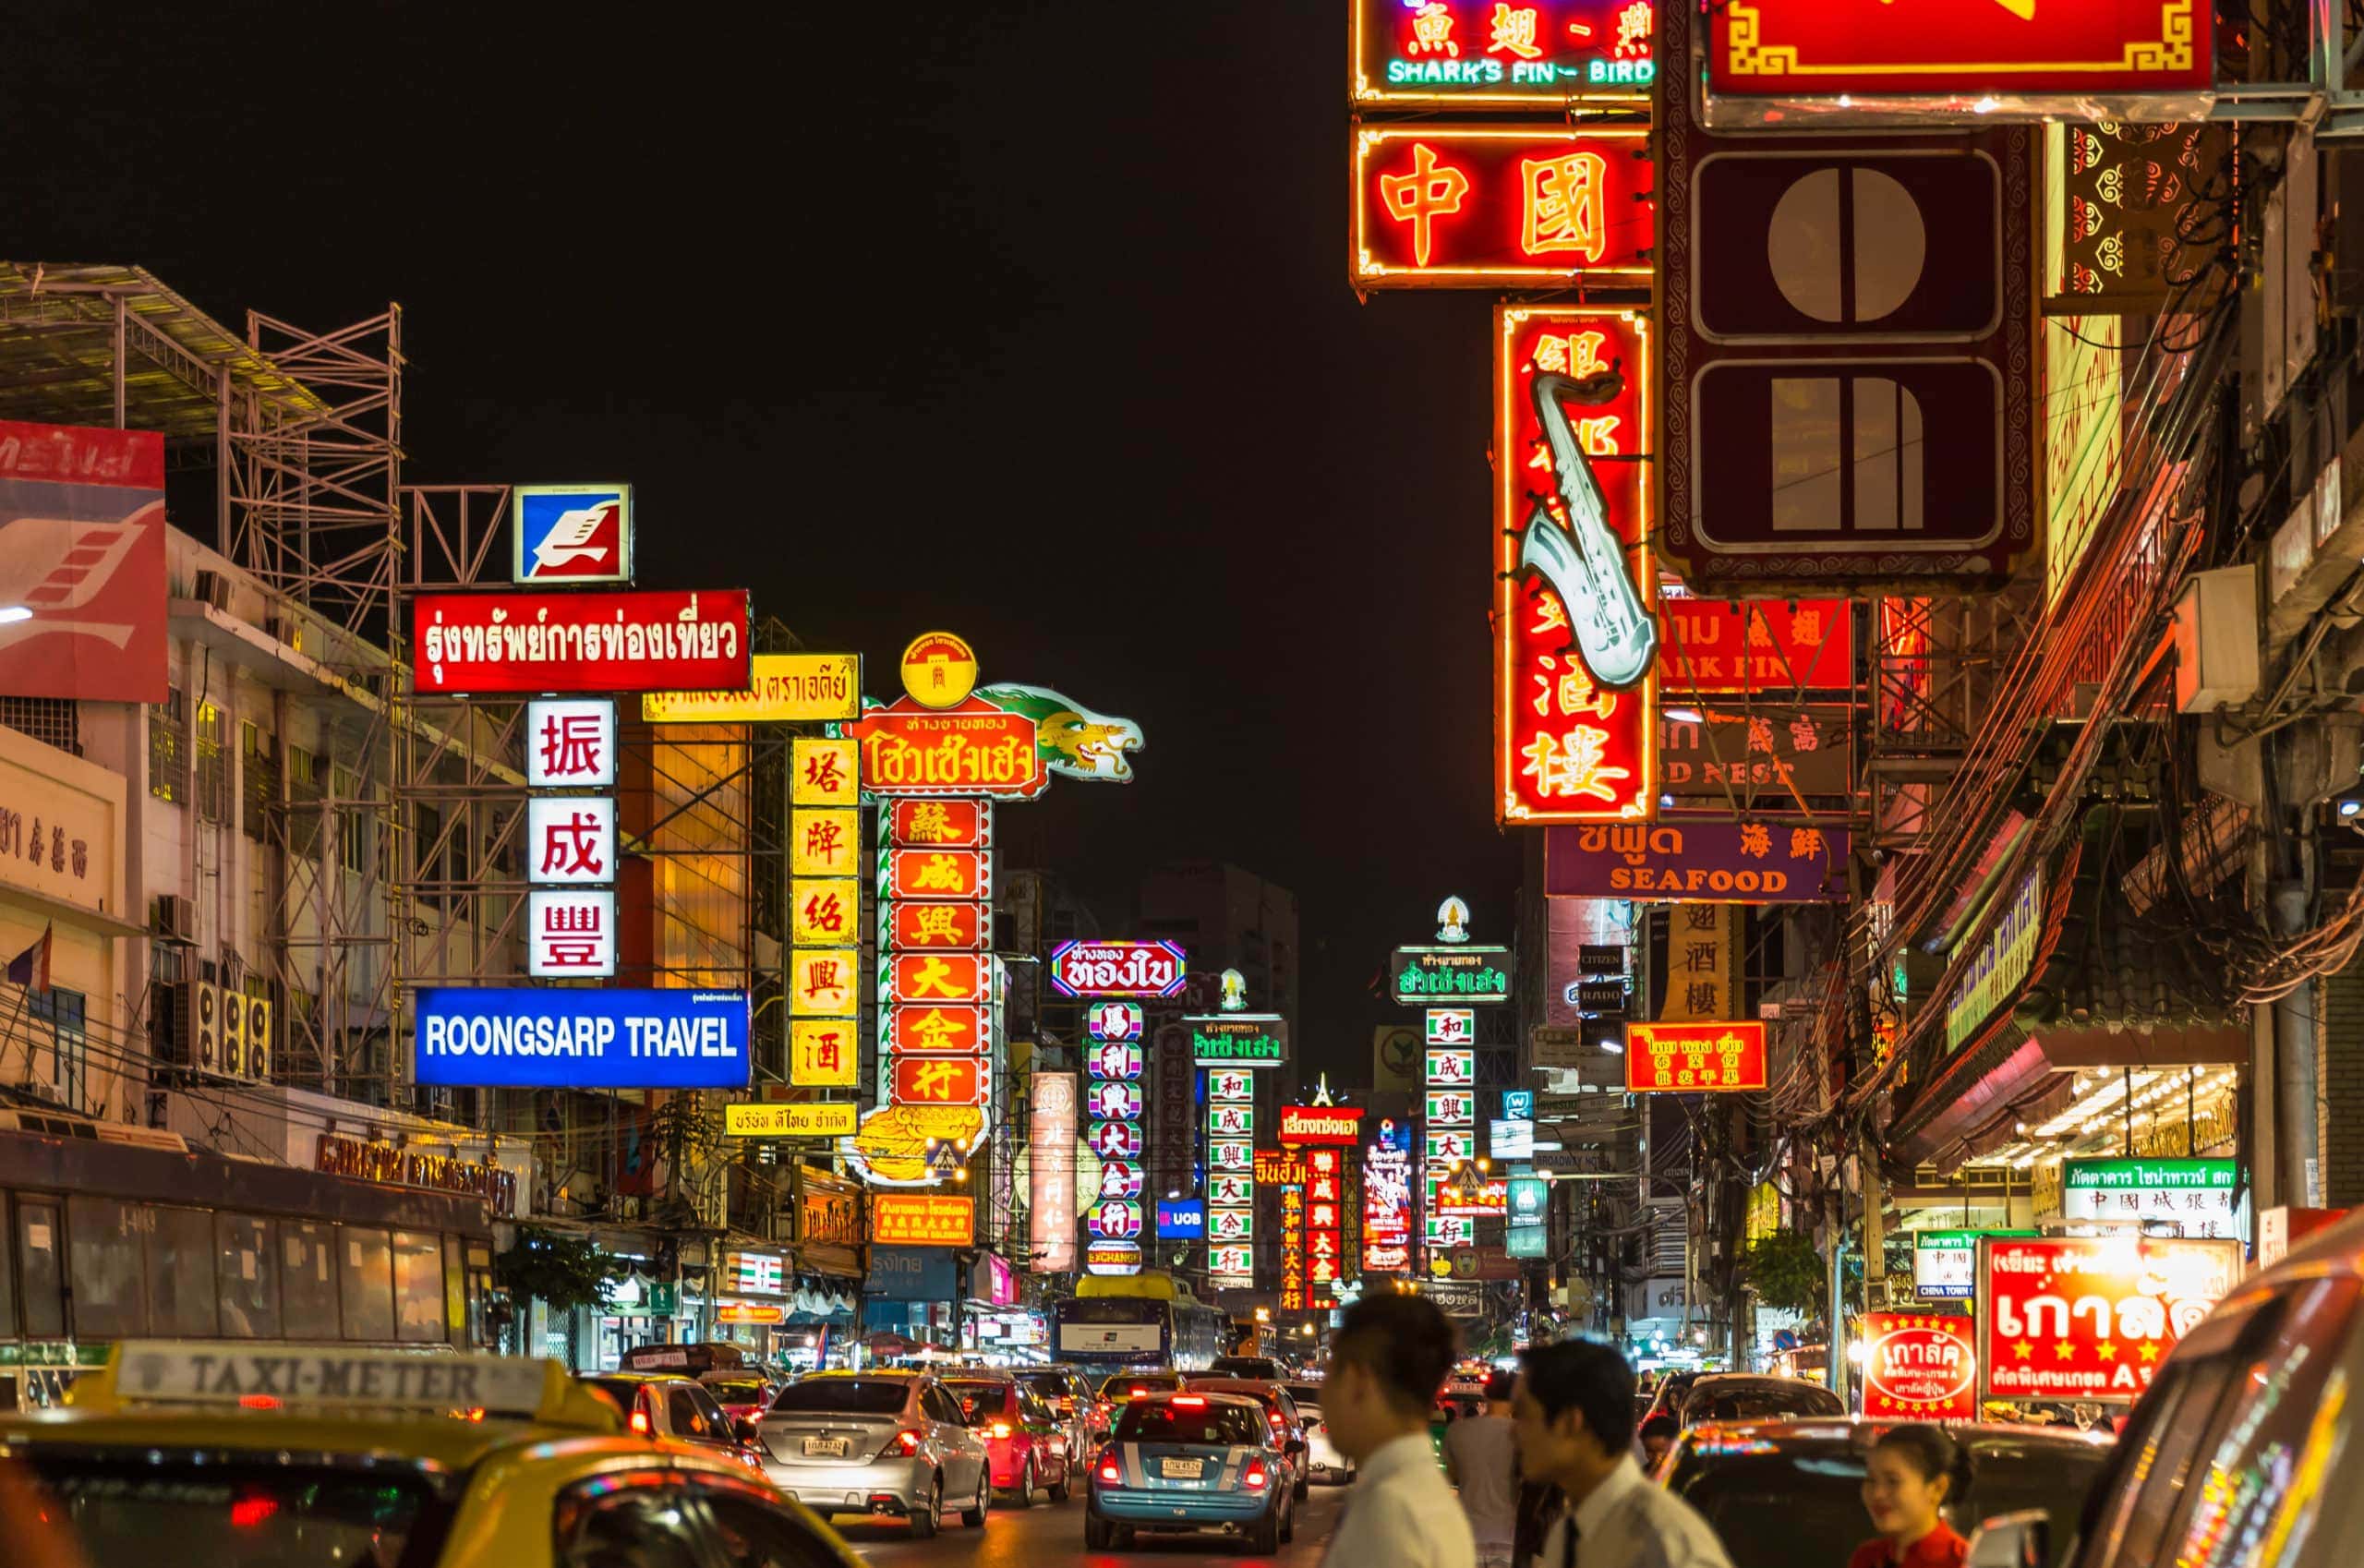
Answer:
[{"left": 6, "top": 4, "right": 1519, "bottom": 1079}]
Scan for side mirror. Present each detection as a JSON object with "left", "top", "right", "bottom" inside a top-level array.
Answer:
[
  {"left": 1966, "top": 1511, "right": 2050, "bottom": 1568},
  {"left": 733, "top": 1417, "right": 760, "bottom": 1445},
  {"left": 1285, "top": 1438, "right": 1308, "bottom": 1456}
]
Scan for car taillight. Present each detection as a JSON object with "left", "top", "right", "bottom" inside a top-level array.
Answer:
[
  {"left": 890, "top": 1429, "right": 923, "bottom": 1456},
  {"left": 629, "top": 1409, "right": 651, "bottom": 1435},
  {"left": 1098, "top": 1450, "right": 1121, "bottom": 1484},
  {"left": 1267, "top": 1411, "right": 1286, "bottom": 1434},
  {"left": 1173, "top": 1395, "right": 1206, "bottom": 1406},
  {"left": 1057, "top": 1397, "right": 1075, "bottom": 1413},
  {"left": 1244, "top": 1458, "right": 1270, "bottom": 1490},
  {"left": 991, "top": 1420, "right": 1012, "bottom": 1439}
]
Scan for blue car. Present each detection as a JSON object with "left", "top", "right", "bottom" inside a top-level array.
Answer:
[{"left": 1085, "top": 1391, "right": 1301, "bottom": 1552}]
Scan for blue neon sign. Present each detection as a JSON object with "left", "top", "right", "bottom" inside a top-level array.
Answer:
[
  {"left": 415, "top": 987, "right": 749, "bottom": 1089},
  {"left": 1155, "top": 1200, "right": 1206, "bottom": 1239}
]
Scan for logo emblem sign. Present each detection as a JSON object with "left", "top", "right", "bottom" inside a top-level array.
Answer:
[
  {"left": 513, "top": 485, "right": 632, "bottom": 584},
  {"left": 899, "top": 631, "right": 979, "bottom": 709}
]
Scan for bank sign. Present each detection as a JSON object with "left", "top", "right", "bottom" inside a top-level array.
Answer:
[{"left": 414, "top": 988, "right": 749, "bottom": 1089}]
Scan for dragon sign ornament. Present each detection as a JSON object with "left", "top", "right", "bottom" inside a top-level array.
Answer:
[{"left": 976, "top": 684, "right": 1145, "bottom": 780}]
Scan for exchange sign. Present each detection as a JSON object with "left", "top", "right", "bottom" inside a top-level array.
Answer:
[
  {"left": 1353, "top": 125, "right": 1652, "bottom": 288},
  {"left": 1351, "top": 0, "right": 1657, "bottom": 108},
  {"left": 1980, "top": 1235, "right": 2239, "bottom": 1403},
  {"left": 1625, "top": 1021, "right": 1767, "bottom": 1092},
  {"left": 1495, "top": 307, "right": 1657, "bottom": 825},
  {"left": 1047, "top": 940, "right": 1188, "bottom": 999},
  {"left": 1859, "top": 1313, "right": 1976, "bottom": 1421},
  {"left": 413, "top": 589, "right": 749, "bottom": 695}
]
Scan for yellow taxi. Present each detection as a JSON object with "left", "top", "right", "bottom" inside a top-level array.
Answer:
[{"left": 0, "top": 1341, "right": 868, "bottom": 1568}]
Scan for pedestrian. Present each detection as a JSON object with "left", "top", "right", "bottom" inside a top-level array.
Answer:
[
  {"left": 1442, "top": 1370, "right": 1522, "bottom": 1568},
  {"left": 1513, "top": 1339, "right": 1733, "bottom": 1568},
  {"left": 1849, "top": 1425, "right": 1972, "bottom": 1568},
  {"left": 1638, "top": 1413, "right": 1680, "bottom": 1474},
  {"left": 1319, "top": 1293, "right": 1477, "bottom": 1568}
]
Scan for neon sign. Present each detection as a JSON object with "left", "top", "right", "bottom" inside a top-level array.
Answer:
[
  {"left": 1353, "top": 1, "right": 1657, "bottom": 107},
  {"left": 1353, "top": 125, "right": 1651, "bottom": 288}
]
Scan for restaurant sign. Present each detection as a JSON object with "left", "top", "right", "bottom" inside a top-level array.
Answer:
[
  {"left": 1944, "top": 869, "right": 2044, "bottom": 1053},
  {"left": 1860, "top": 1313, "right": 1976, "bottom": 1420},
  {"left": 2061, "top": 1159, "right": 2237, "bottom": 1238},
  {"left": 1545, "top": 822, "right": 1848, "bottom": 901},
  {"left": 1663, "top": 706, "right": 1851, "bottom": 801},
  {"left": 871, "top": 1193, "right": 976, "bottom": 1247},
  {"left": 1913, "top": 1228, "right": 2035, "bottom": 1299},
  {"left": 845, "top": 696, "right": 1050, "bottom": 800},
  {"left": 1979, "top": 1235, "right": 2240, "bottom": 1403},
  {"left": 1391, "top": 946, "right": 1513, "bottom": 1005},
  {"left": 1625, "top": 1021, "right": 1767, "bottom": 1092},
  {"left": 1351, "top": 0, "right": 1657, "bottom": 108},
  {"left": 413, "top": 589, "right": 750, "bottom": 695}
]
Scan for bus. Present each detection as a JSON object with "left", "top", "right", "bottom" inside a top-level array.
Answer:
[{"left": 1051, "top": 1271, "right": 1227, "bottom": 1369}]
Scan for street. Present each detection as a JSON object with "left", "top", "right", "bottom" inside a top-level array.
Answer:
[{"left": 839, "top": 1479, "right": 1353, "bottom": 1568}]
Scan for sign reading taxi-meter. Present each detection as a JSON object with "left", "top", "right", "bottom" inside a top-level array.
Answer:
[{"left": 1625, "top": 1020, "right": 1768, "bottom": 1092}]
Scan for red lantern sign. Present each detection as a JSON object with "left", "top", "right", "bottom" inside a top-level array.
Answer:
[
  {"left": 1351, "top": 0, "right": 1658, "bottom": 109},
  {"left": 1354, "top": 125, "right": 1651, "bottom": 288},
  {"left": 1980, "top": 1236, "right": 2240, "bottom": 1404},
  {"left": 1495, "top": 307, "right": 1657, "bottom": 826},
  {"left": 1625, "top": 1021, "right": 1768, "bottom": 1092},
  {"left": 1859, "top": 1313, "right": 1977, "bottom": 1420}
]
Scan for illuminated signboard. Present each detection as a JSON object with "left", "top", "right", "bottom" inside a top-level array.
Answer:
[
  {"left": 1979, "top": 1235, "right": 2238, "bottom": 1403},
  {"left": 1281, "top": 1184, "right": 1307, "bottom": 1311},
  {"left": 1424, "top": 1049, "right": 1475, "bottom": 1087},
  {"left": 527, "top": 890, "right": 615, "bottom": 978},
  {"left": 2061, "top": 1159, "right": 2237, "bottom": 1238},
  {"left": 1392, "top": 946, "right": 1514, "bottom": 1005},
  {"left": 414, "top": 988, "right": 749, "bottom": 1091},
  {"left": 870, "top": 1193, "right": 976, "bottom": 1248},
  {"left": 1913, "top": 1229, "right": 2035, "bottom": 1299},
  {"left": 1426, "top": 1008, "right": 1474, "bottom": 1044},
  {"left": 1657, "top": 598, "right": 1854, "bottom": 695},
  {"left": 1278, "top": 1106, "right": 1367, "bottom": 1147},
  {"left": 642, "top": 652, "right": 861, "bottom": 724},
  {"left": 1494, "top": 307, "right": 1657, "bottom": 825},
  {"left": 790, "top": 1020, "right": 858, "bottom": 1088},
  {"left": 413, "top": 589, "right": 749, "bottom": 694},
  {"left": 883, "top": 848, "right": 991, "bottom": 901},
  {"left": 1946, "top": 870, "right": 2046, "bottom": 1054},
  {"left": 885, "top": 952, "right": 991, "bottom": 1007},
  {"left": 1661, "top": 706, "right": 1853, "bottom": 802},
  {"left": 1860, "top": 1313, "right": 1977, "bottom": 1421},
  {"left": 1084, "top": 1002, "right": 1147, "bottom": 1273},
  {"left": 1545, "top": 820, "right": 1849, "bottom": 902},
  {"left": 1305, "top": 1147, "right": 1347, "bottom": 1304},
  {"left": 526, "top": 699, "right": 618, "bottom": 788},
  {"left": 1354, "top": 125, "right": 1651, "bottom": 288},
  {"left": 1707, "top": 0, "right": 2210, "bottom": 113},
  {"left": 723, "top": 1103, "right": 858, "bottom": 1139},
  {"left": 1624, "top": 1021, "right": 1768, "bottom": 1092},
  {"left": 513, "top": 484, "right": 632, "bottom": 585},
  {"left": 1207, "top": 1058, "right": 1259, "bottom": 1290},
  {"left": 1047, "top": 940, "right": 1188, "bottom": 999},
  {"left": 1363, "top": 1123, "right": 1413, "bottom": 1272},
  {"left": 1352, "top": 0, "right": 1656, "bottom": 108},
  {"left": 1188, "top": 1016, "right": 1288, "bottom": 1067},
  {"left": 846, "top": 697, "right": 1049, "bottom": 800},
  {"left": 526, "top": 796, "right": 614, "bottom": 887}
]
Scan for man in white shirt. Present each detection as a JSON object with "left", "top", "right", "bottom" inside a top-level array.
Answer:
[
  {"left": 1319, "top": 1294, "right": 1477, "bottom": 1568},
  {"left": 1443, "top": 1370, "right": 1522, "bottom": 1567},
  {"left": 1514, "top": 1340, "right": 1733, "bottom": 1568}
]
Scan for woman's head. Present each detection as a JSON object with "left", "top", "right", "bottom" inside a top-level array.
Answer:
[{"left": 1862, "top": 1425, "right": 1973, "bottom": 1540}]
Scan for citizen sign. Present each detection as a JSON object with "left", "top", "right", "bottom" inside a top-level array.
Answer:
[{"left": 1046, "top": 939, "right": 1188, "bottom": 999}]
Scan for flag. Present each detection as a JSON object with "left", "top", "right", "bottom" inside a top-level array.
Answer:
[{"left": 5, "top": 924, "right": 50, "bottom": 992}]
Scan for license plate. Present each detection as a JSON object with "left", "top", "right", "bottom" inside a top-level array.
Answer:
[
  {"left": 1161, "top": 1458, "right": 1204, "bottom": 1479},
  {"left": 802, "top": 1437, "right": 850, "bottom": 1456}
]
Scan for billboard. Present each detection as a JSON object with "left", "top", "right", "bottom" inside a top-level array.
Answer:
[
  {"left": 1155, "top": 1199, "right": 1205, "bottom": 1239},
  {"left": 414, "top": 589, "right": 750, "bottom": 694},
  {"left": 1859, "top": 1313, "right": 1977, "bottom": 1422},
  {"left": 1046, "top": 940, "right": 1188, "bottom": 999},
  {"left": 845, "top": 696, "right": 1049, "bottom": 799},
  {"left": 1657, "top": 598, "right": 1854, "bottom": 694},
  {"left": 0, "top": 421, "right": 166, "bottom": 703},
  {"left": 414, "top": 988, "right": 750, "bottom": 1089},
  {"left": 1353, "top": 125, "right": 1652, "bottom": 288},
  {"left": 1392, "top": 947, "right": 1513, "bottom": 1005},
  {"left": 1979, "top": 1235, "right": 2240, "bottom": 1403},
  {"left": 641, "top": 652, "right": 861, "bottom": 723},
  {"left": 1545, "top": 821, "right": 1848, "bottom": 901},
  {"left": 1351, "top": 0, "right": 1657, "bottom": 108},
  {"left": 1495, "top": 308, "right": 1657, "bottom": 825},
  {"left": 512, "top": 484, "right": 632, "bottom": 584},
  {"left": 1028, "top": 1073, "right": 1079, "bottom": 1273},
  {"left": 1625, "top": 1021, "right": 1768, "bottom": 1092},
  {"left": 2060, "top": 1158, "right": 2237, "bottom": 1238},
  {"left": 871, "top": 1193, "right": 975, "bottom": 1247}
]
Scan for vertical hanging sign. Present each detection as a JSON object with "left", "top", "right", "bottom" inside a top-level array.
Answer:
[{"left": 1084, "top": 1001, "right": 1147, "bottom": 1275}]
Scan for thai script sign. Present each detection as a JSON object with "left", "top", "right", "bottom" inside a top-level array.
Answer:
[
  {"left": 1914, "top": 1229, "right": 2035, "bottom": 1299},
  {"left": 1278, "top": 1106, "right": 1367, "bottom": 1147},
  {"left": 1352, "top": 0, "right": 1656, "bottom": 107},
  {"left": 1663, "top": 706, "right": 1852, "bottom": 800},
  {"left": 1860, "top": 1312, "right": 1977, "bottom": 1420},
  {"left": 1392, "top": 947, "right": 1514, "bottom": 1004},
  {"left": 1946, "top": 868, "right": 2045, "bottom": 1052},
  {"left": 1354, "top": 125, "right": 1652, "bottom": 287},
  {"left": 723, "top": 1103, "right": 858, "bottom": 1139},
  {"left": 1545, "top": 821, "right": 1848, "bottom": 900},
  {"left": 642, "top": 652, "right": 861, "bottom": 723},
  {"left": 1028, "top": 1074, "right": 1079, "bottom": 1273},
  {"left": 2061, "top": 1158, "right": 2237, "bottom": 1238},
  {"left": 414, "top": 988, "right": 749, "bottom": 1089},
  {"left": 1625, "top": 1020, "right": 1767, "bottom": 1092},
  {"left": 1980, "top": 1235, "right": 2239, "bottom": 1403},
  {"left": 871, "top": 1194, "right": 975, "bottom": 1247},
  {"left": 1047, "top": 939, "right": 1188, "bottom": 999},
  {"left": 1657, "top": 597, "right": 1854, "bottom": 694},
  {"left": 846, "top": 697, "right": 1048, "bottom": 799},
  {"left": 315, "top": 1134, "right": 518, "bottom": 1214},
  {"left": 1188, "top": 1016, "right": 1287, "bottom": 1067},
  {"left": 413, "top": 589, "right": 749, "bottom": 694}
]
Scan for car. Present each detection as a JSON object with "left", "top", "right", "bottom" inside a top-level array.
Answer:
[
  {"left": 752, "top": 1369, "right": 994, "bottom": 1538},
  {"left": 578, "top": 1370, "right": 766, "bottom": 1475},
  {"left": 1429, "top": 1381, "right": 1492, "bottom": 1461},
  {"left": 1209, "top": 1354, "right": 1287, "bottom": 1381},
  {"left": 1016, "top": 1365, "right": 1100, "bottom": 1466},
  {"left": 1641, "top": 1369, "right": 1707, "bottom": 1426},
  {"left": 1970, "top": 1212, "right": 2364, "bottom": 1568},
  {"left": 1676, "top": 1373, "right": 1846, "bottom": 1426},
  {"left": 1094, "top": 1368, "right": 1191, "bottom": 1434},
  {"left": 1282, "top": 1379, "right": 1354, "bottom": 1482},
  {"left": 1086, "top": 1390, "right": 1303, "bottom": 1553},
  {"left": 1661, "top": 1418, "right": 2113, "bottom": 1568},
  {"left": 940, "top": 1369, "right": 1075, "bottom": 1505},
  {"left": 1185, "top": 1376, "right": 1312, "bottom": 1499},
  {"left": 0, "top": 1340, "right": 868, "bottom": 1568},
  {"left": 700, "top": 1369, "right": 781, "bottom": 1424}
]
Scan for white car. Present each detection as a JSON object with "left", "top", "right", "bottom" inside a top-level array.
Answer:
[{"left": 1283, "top": 1381, "right": 1353, "bottom": 1482}]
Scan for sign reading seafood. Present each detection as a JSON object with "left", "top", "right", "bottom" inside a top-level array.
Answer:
[
  {"left": 1979, "top": 1235, "right": 2239, "bottom": 1403},
  {"left": 413, "top": 589, "right": 751, "bottom": 694}
]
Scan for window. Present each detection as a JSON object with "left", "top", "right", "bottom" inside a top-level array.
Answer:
[
  {"left": 145, "top": 1206, "right": 217, "bottom": 1336},
  {"left": 240, "top": 721, "right": 276, "bottom": 842},
  {"left": 686, "top": 1381, "right": 731, "bottom": 1431},
  {"left": 0, "top": 696, "right": 78, "bottom": 755},
  {"left": 14, "top": 1457, "right": 437, "bottom": 1568},
  {"left": 2087, "top": 1345, "right": 2245, "bottom": 1565},
  {"left": 694, "top": 1481, "right": 845, "bottom": 1568},
  {"left": 552, "top": 1476, "right": 705, "bottom": 1568},
  {"left": 279, "top": 1220, "right": 339, "bottom": 1339},
  {"left": 333, "top": 765, "right": 367, "bottom": 875},
  {"left": 215, "top": 1213, "right": 278, "bottom": 1338},
  {"left": 668, "top": 1385, "right": 713, "bottom": 1439},
  {"left": 194, "top": 700, "right": 227, "bottom": 825},
  {"left": 337, "top": 1224, "right": 394, "bottom": 1341},
  {"left": 767, "top": 1379, "right": 909, "bottom": 1416},
  {"left": 66, "top": 1197, "right": 148, "bottom": 1339},
  {"left": 148, "top": 688, "right": 185, "bottom": 803},
  {"left": 392, "top": 1229, "right": 445, "bottom": 1343},
  {"left": 284, "top": 746, "right": 322, "bottom": 857},
  {"left": 1114, "top": 1402, "right": 1265, "bottom": 1446},
  {"left": 18, "top": 1198, "right": 62, "bottom": 1337},
  {"left": 923, "top": 1386, "right": 963, "bottom": 1426},
  {"left": 31, "top": 987, "right": 86, "bottom": 1113}
]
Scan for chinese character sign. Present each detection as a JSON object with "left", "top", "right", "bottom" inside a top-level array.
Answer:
[
  {"left": 525, "top": 700, "right": 618, "bottom": 788},
  {"left": 1657, "top": 904, "right": 1735, "bottom": 1023},
  {"left": 526, "top": 795, "right": 615, "bottom": 886},
  {"left": 790, "top": 738, "right": 862, "bottom": 1092},
  {"left": 873, "top": 793, "right": 997, "bottom": 1179},
  {"left": 1625, "top": 1021, "right": 1767, "bottom": 1092},
  {"left": 1353, "top": 0, "right": 1658, "bottom": 107},
  {"left": 1280, "top": 1184, "right": 1308, "bottom": 1311},
  {"left": 1496, "top": 308, "right": 1657, "bottom": 825},
  {"left": 1365, "top": 1126, "right": 1413, "bottom": 1272},
  {"left": 790, "top": 1019, "right": 858, "bottom": 1088},
  {"left": 790, "top": 738, "right": 858, "bottom": 806},
  {"left": 1084, "top": 1001, "right": 1147, "bottom": 1274},
  {"left": 1355, "top": 126, "right": 1651, "bottom": 287},
  {"left": 527, "top": 889, "right": 616, "bottom": 978},
  {"left": 1207, "top": 1066, "right": 1258, "bottom": 1290},
  {"left": 1306, "top": 1147, "right": 1347, "bottom": 1305},
  {"left": 1029, "top": 1073, "right": 1079, "bottom": 1273}
]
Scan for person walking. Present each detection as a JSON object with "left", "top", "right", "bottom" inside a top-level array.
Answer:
[
  {"left": 1319, "top": 1293, "right": 1477, "bottom": 1568},
  {"left": 1513, "top": 1340, "right": 1733, "bottom": 1568},
  {"left": 1443, "top": 1370, "right": 1523, "bottom": 1568}
]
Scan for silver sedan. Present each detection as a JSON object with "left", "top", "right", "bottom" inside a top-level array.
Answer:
[{"left": 753, "top": 1369, "right": 993, "bottom": 1538}]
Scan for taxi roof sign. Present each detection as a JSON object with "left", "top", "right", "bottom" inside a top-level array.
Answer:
[{"left": 78, "top": 1343, "right": 606, "bottom": 1429}]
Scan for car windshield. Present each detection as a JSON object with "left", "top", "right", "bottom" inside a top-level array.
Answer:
[
  {"left": 1667, "top": 1438, "right": 2109, "bottom": 1568},
  {"left": 1020, "top": 1374, "right": 1075, "bottom": 1400},
  {"left": 944, "top": 1381, "right": 1011, "bottom": 1417},
  {"left": 1116, "top": 1402, "right": 1265, "bottom": 1446},
  {"left": 8, "top": 1456, "right": 439, "bottom": 1568},
  {"left": 1685, "top": 1382, "right": 1845, "bottom": 1423},
  {"left": 767, "top": 1379, "right": 909, "bottom": 1415},
  {"left": 1101, "top": 1373, "right": 1183, "bottom": 1398}
]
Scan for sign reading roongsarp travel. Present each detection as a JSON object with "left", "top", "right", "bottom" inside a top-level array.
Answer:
[{"left": 415, "top": 988, "right": 750, "bottom": 1089}]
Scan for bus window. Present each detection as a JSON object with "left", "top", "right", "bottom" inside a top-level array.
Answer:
[
  {"left": 338, "top": 1225, "right": 394, "bottom": 1342},
  {"left": 279, "top": 1221, "right": 339, "bottom": 1340},
  {"left": 392, "top": 1231, "right": 443, "bottom": 1344},
  {"left": 214, "top": 1214, "right": 278, "bottom": 1339},
  {"left": 145, "top": 1207, "right": 217, "bottom": 1337},
  {"left": 67, "top": 1197, "right": 148, "bottom": 1339},
  {"left": 18, "top": 1198, "right": 62, "bottom": 1337}
]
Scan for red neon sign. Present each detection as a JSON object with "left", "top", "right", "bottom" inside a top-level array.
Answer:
[
  {"left": 1624, "top": 1021, "right": 1767, "bottom": 1092},
  {"left": 847, "top": 698, "right": 1048, "bottom": 799},
  {"left": 1353, "top": 1, "right": 1657, "bottom": 108},
  {"left": 1859, "top": 1313, "right": 1977, "bottom": 1421},
  {"left": 889, "top": 798, "right": 990, "bottom": 848},
  {"left": 885, "top": 848, "right": 989, "bottom": 901},
  {"left": 888, "top": 900, "right": 986, "bottom": 950},
  {"left": 1494, "top": 307, "right": 1657, "bottom": 825},
  {"left": 1981, "top": 1236, "right": 2238, "bottom": 1403},
  {"left": 887, "top": 953, "right": 990, "bottom": 1006},
  {"left": 890, "top": 1054, "right": 988, "bottom": 1108},
  {"left": 1657, "top": 597, "right": 1854, "bottom": 694},
  {"left": 413, "top": 590, "right": 750, "bottom": 695},
  {"left": 883, "top": 1006, "right": 989, "bottom": 1056},
  {"left": 1277, "top": 1106, "right": 1367, "bottom": 1147},
  {"left": 1709, "top": 0, "right": 2209, "bottom": 103},
  {"left": 1354, "top": 126, "right": 1651, "bottom": 288}
]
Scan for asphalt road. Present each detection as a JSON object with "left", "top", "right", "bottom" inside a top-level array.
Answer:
[{"left": 838, "top": 1475, "right": 1354, "bottom": 1568}]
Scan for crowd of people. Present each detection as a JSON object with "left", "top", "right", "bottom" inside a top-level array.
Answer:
[{"left": 1315, "top": 1295, "right": 1971, "bottom": 1568}]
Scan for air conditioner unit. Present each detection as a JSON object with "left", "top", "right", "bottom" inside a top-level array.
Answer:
[
  {"left": 246, "top": 995, "right": 272, "bottom": 1081},
  {"left": 219, "top": 988, "right": 246, "bottom": 1078},
  {"left": 177, "top": 981, "right": 221, "bottom": 1074},
  {"left": 151, "top": 894, "right": 197, "bottom": 945},
  {"left": 192, "top": 570, "right": 233, "bottom": 612}
]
